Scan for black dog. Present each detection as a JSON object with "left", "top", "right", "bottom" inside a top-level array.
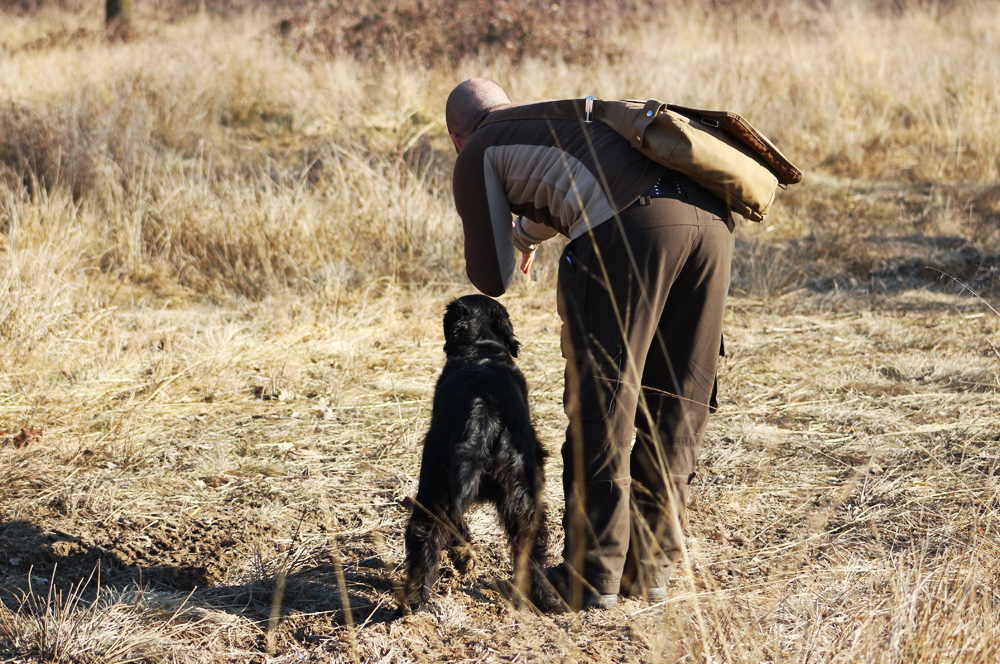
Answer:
[{"left": 403, "top": 295, "right": 557, "bottom": 611}]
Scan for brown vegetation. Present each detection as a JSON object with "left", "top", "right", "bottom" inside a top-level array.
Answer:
[{"left": 0, "top": 1, "right": 998, "bottom": 662}]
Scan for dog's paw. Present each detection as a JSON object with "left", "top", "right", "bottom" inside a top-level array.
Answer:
[
  {"left": 531, "top": 582, "right": 564, "bottom": 614},
  {"left": 492, "top": 576, "right": 557, "bottom": 613},
  {"left": 449, "top": 544, "right": 477, "bottom": 576}
]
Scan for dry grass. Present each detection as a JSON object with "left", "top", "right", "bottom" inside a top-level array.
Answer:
[{"left": 1, "top": 2, "right": 999, "bottom": 662}]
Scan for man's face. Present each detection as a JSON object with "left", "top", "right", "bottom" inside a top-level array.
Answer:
[{"left": 450, "top": 133, "right": 467, "bottom": 154}]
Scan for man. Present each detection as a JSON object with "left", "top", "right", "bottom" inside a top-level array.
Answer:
[{"left": 446, "top": 78, "right": 734, "bottom": 610}]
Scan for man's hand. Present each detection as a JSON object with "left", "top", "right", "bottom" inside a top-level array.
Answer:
[
  {"left": 519, "top": 251, "right": 534, "bottom": 275},
  {"left": 511, "top": 216, "right": 536, "bottom": 275}
]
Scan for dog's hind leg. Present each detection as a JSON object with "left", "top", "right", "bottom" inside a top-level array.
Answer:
[
  {"left": 404, "top": 495, "right": 451, "bottom": 608},
  {"left": 446, "top": 442, "right": 485, "bottom": 576},
  {"left": 447, "top": 512, "right": 476, "bottom": 575},
  {"left": 494, "top": 458, "right": 554, "bottom": 609},
  {"left": 497, "top": 493, "right": 544, "bottom": 608},
  {"left": 525, "top": 510, "right": 560, "bottom": 611}
]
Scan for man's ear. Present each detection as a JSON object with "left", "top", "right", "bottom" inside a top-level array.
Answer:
[{"left": 450, "top": 133, "right": 467, "bottom": 153}]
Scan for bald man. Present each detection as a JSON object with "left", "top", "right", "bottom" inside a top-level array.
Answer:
[{"left": 446, "top": 78, "right": 734, "bottom": 611}]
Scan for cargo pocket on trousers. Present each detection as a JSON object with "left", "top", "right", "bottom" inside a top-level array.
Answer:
[{"left": 562, "top": 331, "right": 626, "bottom": 420}]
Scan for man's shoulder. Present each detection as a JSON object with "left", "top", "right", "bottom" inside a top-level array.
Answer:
[{"left": 453, "top": 121, "right": 552, "bottom": 178}]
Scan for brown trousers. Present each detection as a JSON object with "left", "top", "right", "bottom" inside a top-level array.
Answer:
[{"left": 557, "top": 172, "right": 734, "bottom": 595}]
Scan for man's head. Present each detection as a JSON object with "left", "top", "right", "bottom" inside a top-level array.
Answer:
[{"left": 445, "top": 78, "right": 511, "bottom": 153}]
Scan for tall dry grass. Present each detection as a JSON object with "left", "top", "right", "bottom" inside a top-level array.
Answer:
[
  {"left": 1, "top": 2, "right": 998, "bottom": 663},
  {"left": 1, "top": 2, "right": 998, "bottom": 310}
]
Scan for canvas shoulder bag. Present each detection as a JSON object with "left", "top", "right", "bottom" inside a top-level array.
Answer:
[{"left": 477, "top": 97, "right": 802, "bottom": 222}]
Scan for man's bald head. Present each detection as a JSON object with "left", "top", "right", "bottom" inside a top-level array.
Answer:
[{"left": 446, "top": 78, "right": 511, "bottom": 140}]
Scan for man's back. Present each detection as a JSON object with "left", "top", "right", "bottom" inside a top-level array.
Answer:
[{"left": 452, "top": 115, "right": 663, "bottom": 296}]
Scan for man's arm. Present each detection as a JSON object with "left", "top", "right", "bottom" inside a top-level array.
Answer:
[
  {"left": 512, "top": 215, "right": 559, "bottom": 275},
  {"left": 453, "top": 148, "right": 517, "bottom": 296}
]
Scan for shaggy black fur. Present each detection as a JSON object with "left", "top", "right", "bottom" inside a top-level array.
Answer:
[{"left": 403, "top": 294, "right": 557, "bottom": 612}]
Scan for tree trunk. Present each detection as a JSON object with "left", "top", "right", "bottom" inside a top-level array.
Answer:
[{"left": 106, "top": 0, "right": 133, "bottom": 39}]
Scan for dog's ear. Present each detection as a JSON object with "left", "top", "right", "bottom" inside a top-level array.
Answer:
[
  {"left": 443, "top": 298, "right": 472, "bottom": 354},
  {"left": 493, "top": 304, "right": 520, "bottom": 358}
]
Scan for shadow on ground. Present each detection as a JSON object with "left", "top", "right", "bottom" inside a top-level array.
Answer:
[
  {"left": 0, "top": 519, "right": 209, "bottom": 596},
  {"left": 0, "top": 517, "right": 403, "bottom": 638}
]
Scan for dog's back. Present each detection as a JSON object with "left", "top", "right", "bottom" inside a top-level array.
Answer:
[
  {"left": 428, "top": 353, "right": 539, "bottom": 503},
  {"left": 419, "top": 295, "right": 541, "bottom": 508}
]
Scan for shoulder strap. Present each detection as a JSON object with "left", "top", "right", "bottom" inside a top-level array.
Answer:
[{"left": 476, "top": 99, "right": 591, "bottom": 129}]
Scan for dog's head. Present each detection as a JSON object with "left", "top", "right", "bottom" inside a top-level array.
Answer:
[{"left": 443, "top": 294, "right": 520, "bottom": 358}]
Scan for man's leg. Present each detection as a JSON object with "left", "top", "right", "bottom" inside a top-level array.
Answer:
[
  {"left": 557, "top": 221, "right": 640, "bottom": 601},
  {"left": 625, "top": 194, "right": 734, "bottom": 597},
  {"left": 556, "top": 187, "right": 721, "bottom": 600}
]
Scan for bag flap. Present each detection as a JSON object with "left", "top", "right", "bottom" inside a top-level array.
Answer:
[{"left": 666, "top": 104, "right": 802, "bottom": 186}]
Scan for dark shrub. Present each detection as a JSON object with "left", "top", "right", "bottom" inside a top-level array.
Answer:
[{"left": 279, "top": 0, "right": 637, "bottom": 65}]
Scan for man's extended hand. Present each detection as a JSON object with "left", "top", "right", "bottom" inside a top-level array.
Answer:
[{"left": 519, "top": 252, "right": 534, "bottom": 275}]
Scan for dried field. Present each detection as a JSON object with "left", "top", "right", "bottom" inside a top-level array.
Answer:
[{"left": 1, "top": 2, "right": 999, "bottom": 662}]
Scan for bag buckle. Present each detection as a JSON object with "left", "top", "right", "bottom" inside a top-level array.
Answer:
[{"left": 584, "top": 96, "right": 595, "bottom": 123}]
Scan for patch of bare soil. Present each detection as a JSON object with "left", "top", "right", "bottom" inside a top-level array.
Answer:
[{"left": 4, "top": 516, "right": 285, "bottom": 589}]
